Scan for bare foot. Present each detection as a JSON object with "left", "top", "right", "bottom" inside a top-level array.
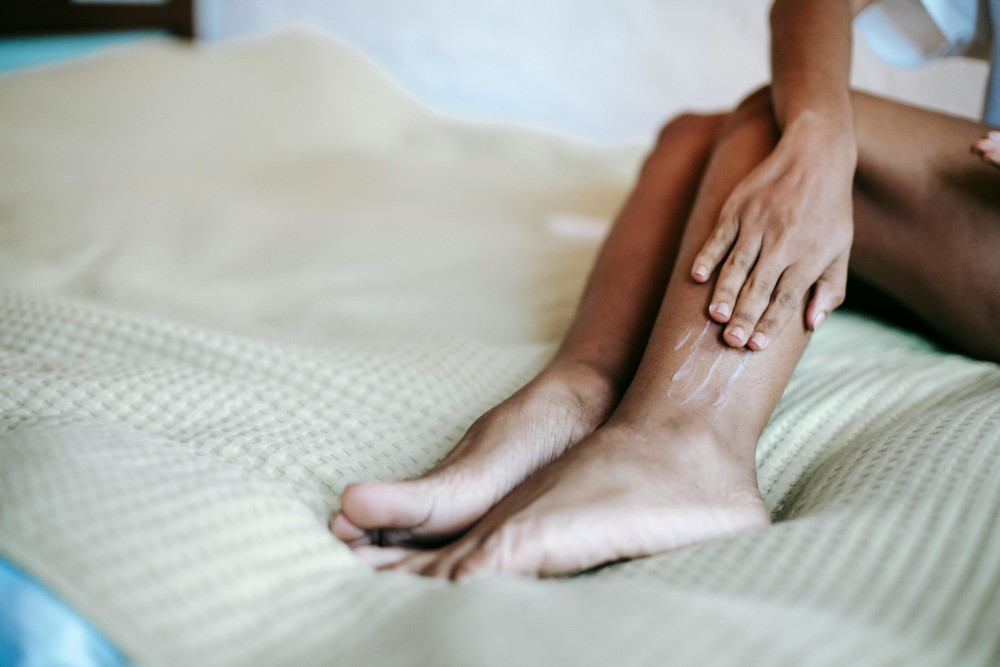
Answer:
[
  {"left": 355, "top": 414, "right": 771, "bottom": 578},
  {"left": 971, "top": 131, "right": 1000, "bottom": 169},
  {"left": 330, "top": 361, "right": 617, "bottom": 547}
]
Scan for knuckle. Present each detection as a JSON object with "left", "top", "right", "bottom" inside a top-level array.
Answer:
[
  {"left": 718, "top": 199, "right": 741, "bottom": 224},
  {"left": 714, "top": 286, "right": 737, "bottom": 302},
  {"left": 743, "top": 201, "right": 766, "bottom": 226},
  {"left": 730, "top": 311, "right": 756, "bottom": 327},
  {"left": 714, "top": 217, "right": 737, "bottom": 242},
  {"left": 728, "top": 252, "right": 754, "bottom": 272},
  {"left": 774, "top": 288, "right": 800, "bottom": 309},
  {"left": 757, "top": 316, "right": 779, "bottom": 332},
  {"left": 746, "top": 275, "right": 772, "bottom": 296}
]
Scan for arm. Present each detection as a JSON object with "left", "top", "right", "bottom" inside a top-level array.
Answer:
[
  {"left": 690, "top": 0, "right": 876, "bottom": 349},
  {"left": 770, "top": 0, "right": 870, "bottom": 133}
]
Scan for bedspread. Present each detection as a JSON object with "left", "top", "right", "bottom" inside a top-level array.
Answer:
[{"left": 1, "top": 29, "right": 999, "bottom": 667}]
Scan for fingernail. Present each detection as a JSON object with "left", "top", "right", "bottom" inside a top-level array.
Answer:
[
  {"left": 989, "top": 130, "right": 1000, "bottom": 143},
  {"left": 727, "top": 327, "right": 744, "bottom": 344},
  {"left": 812, "top": 312, "right": 826, "bottom": 330},
  {"left": 693, "top": 266, "right": 708, "bottom": 281},
  {"left": 714, "top": 303, "right": 731, "bottom": 320},
  {"left": 749, "top": 332, "right": 766, "bottom": 349}
]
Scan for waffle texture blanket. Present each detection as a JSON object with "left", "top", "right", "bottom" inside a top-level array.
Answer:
[{"left": 1, "top": 30, "right": 999, "bottom": 667}]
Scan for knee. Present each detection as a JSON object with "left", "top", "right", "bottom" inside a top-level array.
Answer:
[
  {"left": 653, "top": 111, "right": 722, "bottom": 148},
  {"left": 733, "top": 84, "right": 774, "bottom": 117},
  {"left": 642, "top": 111, "right": 724, "bottom": 175},
  {"left": 715, "top": 85, "right": 776, "bottom": 144},
  {"left": 639, "top": 86, "right": 777, "bottom": 178}
]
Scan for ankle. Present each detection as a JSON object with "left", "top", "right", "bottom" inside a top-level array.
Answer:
[
  {"left": 603, "top": 410, "right": 756, "bottom": 467},
  {"left": 531, "top": 359, "right": 620, "bottom": 428}
]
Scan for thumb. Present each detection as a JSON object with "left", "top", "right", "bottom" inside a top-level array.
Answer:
[{"left": 806, "top": 253, "right": 848, "bottom": 331}]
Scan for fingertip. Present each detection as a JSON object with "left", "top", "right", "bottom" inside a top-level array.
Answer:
[
  {"left": 724, "top": 326, "right": 745, "bottom": 347},
  {"left": 748, "top": 332, "right": 767, "bottom": 350},
  {"left": 811, "top": 311, "right": 826, "bottom": 331},
  {"left": 710, "top": 302, "right": 731, "bottom": 323},
  {"left": 692, "top": 265, "right": 708, "bottom": 282}
]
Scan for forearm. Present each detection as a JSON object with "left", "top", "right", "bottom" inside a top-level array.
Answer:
[{"left": 769, "top": 0, "right": 870, "bottom": 158}]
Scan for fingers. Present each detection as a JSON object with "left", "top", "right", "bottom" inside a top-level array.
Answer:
[
  {"left": 805, "top": 254, "right": 848, "bottom": 331},
  {"left": 721, "top": 256, "right": 784, "bottom": 348},
  {"left": 745, "top": 265, "right": 813, "bottom": 350},
  {"left": 971, "top": 131, "right": 1000, "bottom": 168},
  {"left": 691, "top": 204, "right": 740, "bottom": 282},
  {"left": 708, "top": 235, "right": 762, "bottom": 326}
]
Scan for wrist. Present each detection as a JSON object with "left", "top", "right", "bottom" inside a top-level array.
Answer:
[{"left": 782, "top": 108, "right": 858, "bottom": 168}]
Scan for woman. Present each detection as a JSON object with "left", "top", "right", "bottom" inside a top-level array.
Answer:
[{"left": 331, "top": 0, "right": 1000, "bottom": 578}]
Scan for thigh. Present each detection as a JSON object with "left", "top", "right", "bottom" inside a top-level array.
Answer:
[{"left": 849, "top": 91, "right": 1000, "bottom": 360}]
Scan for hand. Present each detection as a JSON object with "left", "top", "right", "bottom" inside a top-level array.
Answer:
[
  {"left": 691, "top": 120, "right": 855, "bottom": 350},
  {"left": 971, "top": 131, "right": 1000, "bottom": 169}
]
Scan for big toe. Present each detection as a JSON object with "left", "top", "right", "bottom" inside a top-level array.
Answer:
[
  {"left": 335, "top": 480, "right": 433, "bottom": 540},
  {"left": 335, "top": 474, "right": 495, "bottom": 547}
]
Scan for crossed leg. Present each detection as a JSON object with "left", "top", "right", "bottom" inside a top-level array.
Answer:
[{"left": 332, "top": 89, "right": 1000, "bottom": 577}]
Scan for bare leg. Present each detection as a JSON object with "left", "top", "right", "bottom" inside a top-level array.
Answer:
[
  {"left": 360, "top": 90, "right": 1000, "bottom": 578},
  {"left": 363, "top": 92, "right": 798, "bottom": 577},
  {"left": 331, "top": 113, "right": 726, "bottom": 547},
  {"left": 849, "top": 92, "right": 1000, "bottom": 361}
]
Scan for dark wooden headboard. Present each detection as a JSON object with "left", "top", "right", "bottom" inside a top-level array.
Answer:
[{"left": 1, "top": 0, "right": 195, "bottom": 38}]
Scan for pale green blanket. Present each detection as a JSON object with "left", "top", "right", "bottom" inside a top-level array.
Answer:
[{"left": 1, "top": 30, "right": 998, "bottom": 667}]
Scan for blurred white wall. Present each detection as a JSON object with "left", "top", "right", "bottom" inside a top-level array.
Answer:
[{"left": 197, "top": 0, "right": 988, "bottom": 143}]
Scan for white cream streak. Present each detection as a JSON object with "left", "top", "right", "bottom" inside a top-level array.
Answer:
[
  {"left": 682, "top": 350, "right": 725, "bottom": 405},
  {"left": 667, "top": 320, "right": 753, "bottom": 406},
  {"left": 670, "top": 321, "right": 712, "bottom": 383},
  {"left": 713, "top": 350, "right": 752, "bottom": 407}
]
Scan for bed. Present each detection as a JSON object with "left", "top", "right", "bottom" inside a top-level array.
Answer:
[{"left": 1, "top": 28, "right": 999, "bottom": 667}]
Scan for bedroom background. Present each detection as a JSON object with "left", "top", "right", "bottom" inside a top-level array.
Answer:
[{"left": 0, "top": 0, "right": 990, "bottom": 142}]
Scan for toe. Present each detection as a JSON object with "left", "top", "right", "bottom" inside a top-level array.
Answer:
[
  {"left": 451, "top": 548, "right": 496, "bottom": 581},
  {"left": 350, "top": 545, "right": 417, "bottom": 569},
  {"left": 341, "top": 471, "right": 500, "bottom": 547},
  {"left": 412, "top": 534, "right": 485, "bottom": 579},
  {"left": 329, "top": 512, "right": 368, "bottom": 543},
  {"left": 386, "top": 550, "right": 439, "bottom": 575},
  {"left": 339, "top": 480, "right": 434, "bottom": 535}
]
